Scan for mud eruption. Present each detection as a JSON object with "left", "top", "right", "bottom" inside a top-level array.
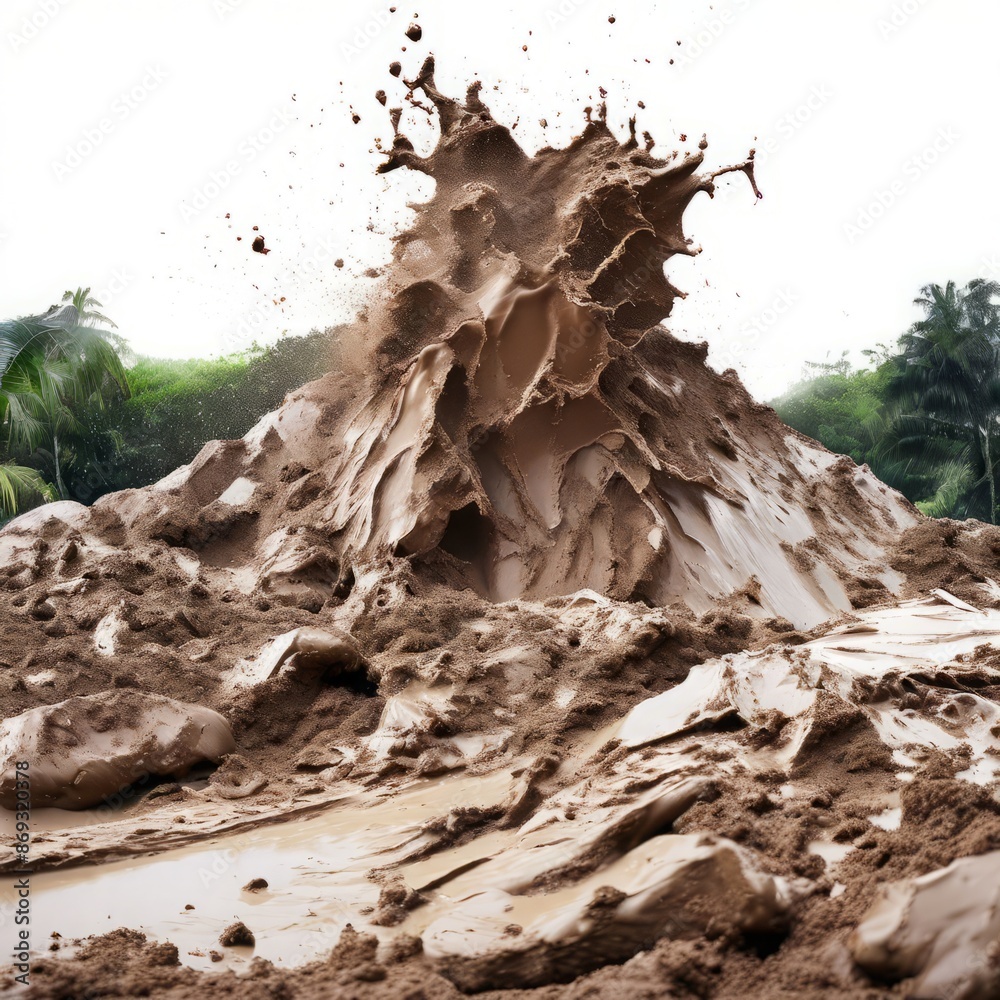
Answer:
[{"left": 4, "top": 59, "right": 1000, "bottom": 999}]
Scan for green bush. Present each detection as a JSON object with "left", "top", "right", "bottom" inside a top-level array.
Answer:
[{"left": 71, "top": 330, "right": 338, "bottom": 502}]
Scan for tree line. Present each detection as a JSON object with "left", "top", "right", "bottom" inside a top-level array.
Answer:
[
  {"left": 0, "top": 288, "right": 332, "bottom": 521},
  {"left": 772, "top": 279, "right": 1000, "bottom": 522}
]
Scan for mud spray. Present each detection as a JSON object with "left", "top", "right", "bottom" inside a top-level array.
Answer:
[{"left": 3, "top": 56, "right": 1000, "bottom": 1000}]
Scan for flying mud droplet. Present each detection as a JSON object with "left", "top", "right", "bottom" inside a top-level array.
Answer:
[
  {"left": 405, "top": 22, "right": 422, "bottom": 41},
  {"left": 389, "top": 61, "right": 402, "bottom": 77},
  {"left": 251, "top": 235, "right": 270, "bottom": 255}
]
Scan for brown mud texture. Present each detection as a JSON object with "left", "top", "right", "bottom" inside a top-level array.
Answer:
[{"left": 4, "top": 57, "right": 1000, "bottom": 1000}]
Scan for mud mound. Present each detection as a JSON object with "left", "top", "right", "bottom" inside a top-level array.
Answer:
[{"left": 0, "top": 57, "right": 915, "bottom": 645}]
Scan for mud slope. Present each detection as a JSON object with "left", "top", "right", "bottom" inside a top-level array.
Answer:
[{"left": 4, "top": 58, "right": 1000, "bottom": 1000}]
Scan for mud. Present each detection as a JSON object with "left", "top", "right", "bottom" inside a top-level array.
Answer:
[
  {"left": 0, "top": 691, "right": 233, "bottom": 810},
  {"left": 2, "top": 60, "right": 1000, "bottom": 1000}
]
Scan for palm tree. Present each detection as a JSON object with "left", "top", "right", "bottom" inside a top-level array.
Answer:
[
  {"left": 0, "top": 462, "right": 56, "bottom": 520},
  {"left": 0, "top": 299, "right": 129, "bottom": 512},
  {"left": 885, "top": 279, "right": 1000, "bottom": 523},
  {"left": 62, "top": 286, "right": 118, "bottom": 330}
]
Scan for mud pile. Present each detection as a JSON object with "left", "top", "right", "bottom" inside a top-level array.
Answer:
[{"left": 3, "top": 58, "right": 1000, "bottom": 1000}]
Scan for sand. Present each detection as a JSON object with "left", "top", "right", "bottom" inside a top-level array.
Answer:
[{"left": 3, "top": 54, "right": 1000, "bottom": 1000}]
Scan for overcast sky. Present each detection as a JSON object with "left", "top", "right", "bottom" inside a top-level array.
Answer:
[{"left": 2, "top": 0, "right": 997, "bottom": 399}]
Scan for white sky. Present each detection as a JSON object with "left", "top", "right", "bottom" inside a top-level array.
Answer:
[{"left": 2, "top": 0, "right": 997, "bottom": 400}]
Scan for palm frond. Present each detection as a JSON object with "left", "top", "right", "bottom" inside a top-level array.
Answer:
[
  {"left": 915, "top": 459, "right": 976, "bottom": 518},
  {"left": 0, "top": 462, "right": 56, "bottom": 519}
]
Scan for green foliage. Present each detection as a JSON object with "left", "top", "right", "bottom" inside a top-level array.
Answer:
[
  {"left": 80, "top": 331, "right": 333, "bottom": 499},
  {"left": 0, "top": 296, "right": 129, "bottom": 514},
  {"left": 0, "top": 289, "right": 337, "bottom": 519},
  {"left": 913, "top": 460, "right": 974, "bottom": 518},
  {"left": 62, "top": 286, "right": 119, "bottom": 331},
  {"left": 773, "top": 354, "right": 936, "bottom": 501},
  {"left": 774, "top": 280, "right": 1000, "bottom": 522},
  {"left": 773, "top": 352, "right": 885, "bottom": 461},
  {"left": 883, "top": 280, "right": 1000, "bottom": 522},
  {"left": 0, "top": 462, "right": 56, "bottom": 519}
]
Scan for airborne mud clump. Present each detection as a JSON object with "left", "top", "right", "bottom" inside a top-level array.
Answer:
[{"left": 4, "top": 57, "right": 1000, "bottom": 1000}]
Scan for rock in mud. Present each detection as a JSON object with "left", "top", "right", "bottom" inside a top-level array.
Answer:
[
  {"left": 851, "top": 850, "right": 1000, "bottom": 1000},
  {"left": 222, "top": 626, "right": 369, "bottom": 692},
  {"left": 424, "top": 833, "right": 802, "bottom": 991},
  {"left": 219, "top": 921, "right": 255, "bottom": 947},
  {"left": 0, "top": 691, "right": 235, "bottom": 810}
]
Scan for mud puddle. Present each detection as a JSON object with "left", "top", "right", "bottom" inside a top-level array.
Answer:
[{"left": 25, "top": 771, "right": 517, "bottom": 972}]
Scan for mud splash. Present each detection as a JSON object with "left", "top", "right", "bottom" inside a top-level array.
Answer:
[{"left": 3, "top": 58, "right": 1000, "bottom": 1000}]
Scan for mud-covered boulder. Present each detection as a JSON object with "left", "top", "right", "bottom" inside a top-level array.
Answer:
[{"left": 0, "top": 690, "right": 235, "bottom": 810}]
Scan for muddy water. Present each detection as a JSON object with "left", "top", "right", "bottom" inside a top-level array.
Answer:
[{"left": 26, "top": 771, "right": 516, "bottom": 972}]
